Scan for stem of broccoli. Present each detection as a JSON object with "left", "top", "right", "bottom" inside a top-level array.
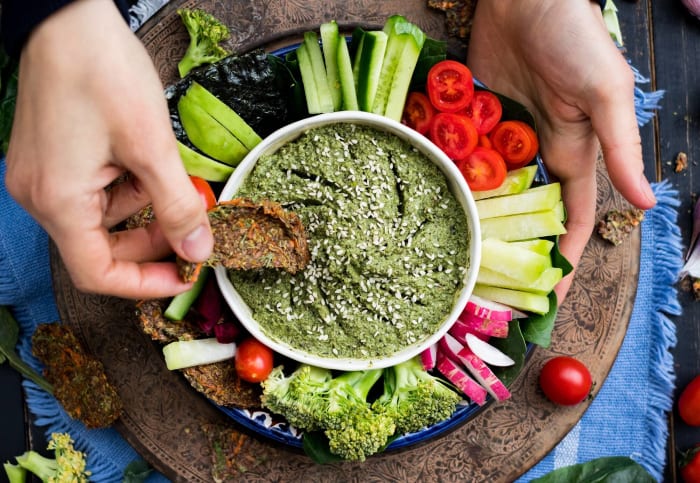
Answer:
[
  {"left": 14, "top": 451, "right": 58, "bottom": 482},
  {"left": 3, "top": 462, "right": 27, "bottom": 483}
]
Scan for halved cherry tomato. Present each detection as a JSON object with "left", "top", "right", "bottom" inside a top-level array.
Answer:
[
  {"left": 681, "top": 445, "right": 700, "bottom": 483},
  {"left": 457, "top": 147, "right": 507, "bottom": 191},
  {"left": 464, "top": 90, "right": 503, "bottom": 135},
  {"left": 402, "top": 91, "right": 435, "bottom": 135},
  {"left": 489, "top": 120, "right": 539, "bottom": 170},
  {"left": 478, "top": 134, "right": 492, "bottom": 149},
  {"left": 539, "top": 356, "right": 592, "bottom": 406},
  {"left": 429, "top": 112, "right": 478, "bottom": 161},
  {"left": 426, "top": 60, "right": 474, "bottom": 113},
  {"left": 235, "top": 337, "right": 274, "bottom": 383},
  {"left": 190, "top": 176, "right": 217, "bottom": 210}
]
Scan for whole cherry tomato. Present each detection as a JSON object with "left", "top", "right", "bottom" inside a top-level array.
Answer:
[
  {"left": 190, "top": 176, "right": 217, "bottom": 210},
  {"left": 426, "top": 60, "right": 474, "bottom": 113},
  {"left": 679, "top": 375, "right": 700, "bottom": 426},
  {"left": 235, "top": 337, "right": 274, "bottom": 383},
  {"left": 402, "top": 91, "right": 435, "bottom": 135},
  {"left": 539, "top": 356, "right": 592, "bottom": 406},
  {"left": 681, "top": 445, "right": 700, "bottom": 483}
]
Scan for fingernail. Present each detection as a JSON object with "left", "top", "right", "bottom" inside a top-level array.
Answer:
[
  {"left": 182, "top": 224, "right": 213, "bottom": 262},
  {"left": 641, "top": 173, "right": 657, "bottom": 206}
]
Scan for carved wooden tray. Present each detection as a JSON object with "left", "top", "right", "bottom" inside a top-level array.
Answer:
[{"left": 50, "top": 1, "right": 640, "bottom": 481}]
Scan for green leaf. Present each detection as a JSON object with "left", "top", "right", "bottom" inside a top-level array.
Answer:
[
  {"left": 0, "top": 307, "right": 53, "bottom": 393},
  {"left": 531, "top": 456, "right": 655, "bottom": 483},
  {"left": 122, "top": 459, "right": 153, "bottom": 483},
  {"left": 521, "top": 291, "right": 558, "bottom": 348},
  {"left": 301, "top": 432, "right": 344, "bottom": 464},
  {"left": 491, "top": 320, "right": 527, "bottom": 386}
]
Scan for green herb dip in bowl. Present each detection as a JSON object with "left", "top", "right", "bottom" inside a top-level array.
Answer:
[{"left": 215, "top": 111, "right": 481, "bottom": 371}]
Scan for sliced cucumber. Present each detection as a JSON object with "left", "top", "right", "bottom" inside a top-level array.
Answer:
[
  {"left": 480, "top": 209, "right": 567, "bottom": 241},
  {"left": 353, "top": 30, "right": 388, "bottom": 111},
  {"left": 296, "top": 43, "right": 321, "bottom": 114},
  {"left": 471, "top": 165, "right": 538, "bottom": 200},
  {"left": 178, "top": 93, "right": 248, "bottom": 166},
  {"left": 302, "top": 31, "right": 334, "bottom": 113},
  {"left": 185, "top": 82, "right": 262, "bottom": 151},
  {"left": 477, "top": 266, "right": 563, "bottom": 295},
  {"left": 336, "top": 36, "right": 359, "bottom": 110},
  {"left": 480, "top": 238, "right": 550, "bottom": 284},
  {"left": 320, "top": 21, "right": 342, "bottom": 111},
  {"left": 381, "top": 21, "right": 426, "bottom": 121},
  {"left": 472, "top": 284, "right": 550, "bottom": 315},
  {"left": 164, "top": 266, "right": 211, "bottom": 321},
  {"left": 177, "top": 141, "right": 234, "bottom": 182},
  {"left": 476, "top": 182, "right": 561, "bottom": 219},
  {"left": 370, "top": 16, "right": 408, "bottom": 116},
  {"left": 509, "top": 239, "right": 554, "bottom": 257}
]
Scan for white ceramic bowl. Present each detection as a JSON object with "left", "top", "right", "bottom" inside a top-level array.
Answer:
[{"left": 215, "top": 111, "right": 481, "bottom": 371}]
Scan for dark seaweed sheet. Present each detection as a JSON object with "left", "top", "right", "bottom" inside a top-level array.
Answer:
[{"left": 165, "top": 49, "right": 290, "bottom": 148}]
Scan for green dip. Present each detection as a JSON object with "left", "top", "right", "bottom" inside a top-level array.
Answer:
[{"left": 230, "top": 123, "right": 470, "bottom": 359}]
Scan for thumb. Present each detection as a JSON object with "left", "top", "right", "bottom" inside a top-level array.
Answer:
[
  {"left": 127, "top": 140, "right": 214, "bottom": 263},
  {"left": 589, "top": 68, "right": 656, "bottom": 210}
]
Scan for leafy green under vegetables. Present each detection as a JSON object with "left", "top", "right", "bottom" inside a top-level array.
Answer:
[
  {"left": 531, "top": 456, "right": 655, "bottom": 483},
  {"left": 0, "top": 306, "right": 53, "bottom": 393}
]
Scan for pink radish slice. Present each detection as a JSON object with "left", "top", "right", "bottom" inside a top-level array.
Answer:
[
  {"left": 420, "top": 343, "right": 438, "bottom": 371},
  {"left": 455, "top": 347, "right": 511, "bottom": 401},
  {"left": 437, "top": 332, "right": 465, "bottom": 362},
  {"left": 436, "top": 354, "right": 488, "bottom": 405},
  {"left": 454, "top": 312, "right": 509, "bottom": 338},
  {"left": 463, "top": 295, "right": 513, "bottom": 322},
  {"left": 464, "top": 333, "right": 515, "bottom": 367}
]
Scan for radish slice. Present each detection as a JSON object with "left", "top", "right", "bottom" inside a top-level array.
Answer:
[
  {"left": 464, "top": 295, "right": 513, "bottom": 322},
  {"left": 436, "top": 354, "right": 488, "bottom": 405},
  {"left": 455, "top": 347, "right": 511, "bottom": 401},
  {"left": 450, "top": 322, "right": 489, "bottom": 344},
  {"left": 437, "top": 332, "right": 465, "bottom": 362},
  {"left": 465, "top": 333, "right": 515, "bottom": 367},
  {"left": 455, "top": 312, "right": 509, "bottom": 338},
  {"left": 420, "top": 343, "right": 438, "bottom": 371}
]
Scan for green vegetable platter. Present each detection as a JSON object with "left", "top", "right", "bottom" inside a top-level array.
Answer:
[{"left": 163, "top": 11, "right": 572, "bottom": 463}]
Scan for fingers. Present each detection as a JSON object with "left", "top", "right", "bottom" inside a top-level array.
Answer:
[
  {"left": 589, "top": 56, "right": 657, "bottom": 210},
  {"left": 102, "top": 176, "right": 151, "bottom": 228},
  {"left": 53, "top": 224, "right": 193, "bottom": 299}
]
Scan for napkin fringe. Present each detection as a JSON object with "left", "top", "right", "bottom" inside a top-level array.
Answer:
[
  {"left": 639, "top": 180, "right": 682, "bottom": 480},
  {"left": 630, "top": 64, "right": 665, "bottom": 127}
]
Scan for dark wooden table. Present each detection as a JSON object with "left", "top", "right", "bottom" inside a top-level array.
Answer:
[{"left": 2, "top": 0, "right": 700, "bottom": 481}]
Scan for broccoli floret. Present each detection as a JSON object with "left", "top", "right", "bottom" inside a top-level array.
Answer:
[
  {"left": 261, "top": 365, "right": 395, "bottom": 461},
  {"left": 323, "top": 369, "right": 395, "bottom": 462},
  {"left": 3, "top": 433, "right": 90, "bottom": 483},
  {"left": 372, "top": 356, "right": 461, "bottom": 435},
  {"left": 177, "top": 8, "right": 231, "bottom": 77},
  {"left": 261, "top": 364, "right": 332, "bottom": 431}
]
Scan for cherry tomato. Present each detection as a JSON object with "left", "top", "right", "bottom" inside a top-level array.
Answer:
[
  {"left": 489, "top": 120, "right": 539, "bottom": 170},
  {"left": 426, "top": 60, "right": 474, "bottom": 113},
  {"left": 235, "top": 337, "right": 274, "bottom": 383},
  {"left": 190, "top": 176, "right": 217, "bottom": 210},
  {"left": 429, "top": 112, "right": 478, "bottom": 161},
  {"left": 539, "top": 356, "right": 592, "bottom": 406},
  {"left": 478, "top": 134, "right": 492, "bottom": 149},
  {"left": 457, "top": 147, "right": 507, "bottom": 191},
  {"left": 681, "top": 445, "right": 700, "bottom": 483},
  {"left": 679, "top": 375, "right": 700, "bottom": 426},
  {"left": 464, "top": 90, "right": 503, "bottom": 135},
  {"left": 402, "top": 91, "right": 435, "bottom": 135}
]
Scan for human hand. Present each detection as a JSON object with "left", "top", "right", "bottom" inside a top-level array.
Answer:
[
  {"left": 4, "top": 0, "right": 213, "bottom": 299},
  {"left": 467, "top": 0, "right": 657, "bottom": 302}
]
